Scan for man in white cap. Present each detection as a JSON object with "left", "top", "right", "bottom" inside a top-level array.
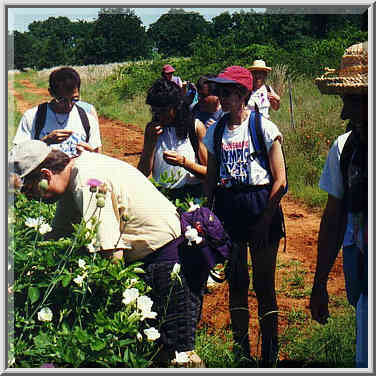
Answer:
[
  {"left": 8, "top": 140, "right": 205, "bottom": 368},
  {"left": 247, "top": 60, "right": 280, "bottom": 119},
  {"left": 310, "top": 42, "right": 368, "bottom": 368}
]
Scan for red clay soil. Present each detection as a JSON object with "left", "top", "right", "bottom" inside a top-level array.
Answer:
[{"left": 11, "top": 79, "right": 346, "bottom": 362}]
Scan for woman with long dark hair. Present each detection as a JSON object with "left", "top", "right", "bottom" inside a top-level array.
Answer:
[{"left": 138, "top": 78, "right": 207, "bottom": 201}]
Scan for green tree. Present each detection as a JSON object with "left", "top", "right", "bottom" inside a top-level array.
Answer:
[
  {"left": 147, "top": 9, "right": 211, "bottom": 57},
  {"left": 78, "top": 9, "right": 152, "bottom": 65},
  {"left": 12, "top": 31, "right": 35, "bottom": 70}
]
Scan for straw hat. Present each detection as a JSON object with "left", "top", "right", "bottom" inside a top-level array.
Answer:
[
  {"left": 315, "top": 41, "right": 368, "bottom": 95},
  {"left": 248, "top": 60, "right": 272, "bottom": 72}
]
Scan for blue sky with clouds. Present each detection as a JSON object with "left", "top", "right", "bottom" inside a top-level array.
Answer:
[{"left": 7, "top": 7, "right": 264, "bottom": 32}]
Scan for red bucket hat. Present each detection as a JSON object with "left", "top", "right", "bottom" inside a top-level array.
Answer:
[
  {"left": 162, "top": 64, "right": 176, "bottom": 74},
  {"left": 207, "top": 66, "right": 253, "bottom": 91}
]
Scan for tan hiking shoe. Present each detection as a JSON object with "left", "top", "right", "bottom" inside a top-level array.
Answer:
[{"left": 170, "top": 350, "right": 205, "bottom": 368}]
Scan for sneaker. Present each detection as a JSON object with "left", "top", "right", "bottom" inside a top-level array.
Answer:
[{"left": 170, "top": 350, "right": 205, "bottom": 368}]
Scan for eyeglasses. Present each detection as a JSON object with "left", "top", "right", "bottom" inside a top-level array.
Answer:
[{"left": 54, "top": 96, "right": 80, "bottom": 105}]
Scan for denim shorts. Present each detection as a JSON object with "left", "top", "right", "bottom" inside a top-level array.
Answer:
[{"left": 343, "top": 244, "right": 368, "bottom": 307}]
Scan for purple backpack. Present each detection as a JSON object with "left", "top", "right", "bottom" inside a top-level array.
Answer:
[{"left": 178, "top": 207, "right": 232, "bottom": 285}]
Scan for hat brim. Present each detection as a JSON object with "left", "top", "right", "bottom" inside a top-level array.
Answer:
[
  {"left": 248, "top": 66, "right": 272, "bottom": 72},
  {"left": 315, "top": 75, "right": 368, "bottom": 96},
  {"left": 206, "top": 77, "right": 239, "bottom": 85}
]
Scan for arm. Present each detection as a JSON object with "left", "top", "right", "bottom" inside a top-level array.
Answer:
[
  {"left": 162, "top": 120, "right": 208, "bottom": 179},
  {"left": 205, "top": 151, "right": 218, "bottom": 208},
  {"left": 310, "top": 194, "right": 347, "bottom": 324},
  {"left": 268, "top": 87, "right": 280, "bottom": 111},
  {"left": 249, "top": 138, "right": 286, "bottom": 248},
  {"left": 262, "top": 138, "right": 286, "bottom": 222},
  {"left": 137, "top": 121, "right": 163, "bottom": 177}
]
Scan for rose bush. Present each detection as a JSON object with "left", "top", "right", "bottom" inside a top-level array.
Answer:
[{"left": 9, "top": 192, "right": 160, "bottom": 368}]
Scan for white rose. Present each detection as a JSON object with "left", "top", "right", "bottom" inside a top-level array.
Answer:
[
  {"left": 136, "top": 332, "right": 143, "bottom": 342},
  {"left": 185, "top": 226, "right": 203, "bottom": 246},
  {"left": 39, "top": 223, "right": 52, "bottom": 235},
  {"left": 78, "top": 259, "right": 86, "bottom": 269},
  {"left": 137, "top": 295, "right": 153, "bottom": 313},
  {"left": 38, "top": 307, "right": 53, "bottom": 322},
  {"left": 73, "top": 275, "right": 85, "bottom": 286},
  {"left": 144, "top": 327, "right": 160, "bottom": 341},
  {"left": 141, "top": 310, "right": 157, "bottom": 321},
  {"left": 170, "top": 263, "right": 181, "bottom": 282},
  {"left": 122, "top": 288, "right": 139, "bottom": 305},
  {"left": 187, "top": 202, "right": 200, "bottom": 212},
  {"left": 25, "top": 217, "right": 44, "bottom": 229}
]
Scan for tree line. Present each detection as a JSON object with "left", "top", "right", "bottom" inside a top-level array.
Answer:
[{"left": 9, "top": 7, "right": 367, "bottom": 77}]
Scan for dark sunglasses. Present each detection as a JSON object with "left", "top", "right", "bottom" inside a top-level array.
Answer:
[{"left": 54, "top": 96, "right": 80, "bottom": 105}]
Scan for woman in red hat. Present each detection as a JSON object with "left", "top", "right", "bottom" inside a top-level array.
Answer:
[
  {"left": 203, "top": 66, "right": 287, "bottom": 367},
  {"left": 161, "top": 64, "right": 183, "bottom": 88}
]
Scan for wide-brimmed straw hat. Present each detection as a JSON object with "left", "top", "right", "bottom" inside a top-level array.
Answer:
[
  {"left": 315, "top": 41, "right": 368, "bottom": 95},
  {"left": 248, "top": 60, "right": 272, "bottom": 72}
]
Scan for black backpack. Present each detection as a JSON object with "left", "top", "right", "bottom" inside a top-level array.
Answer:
[
  {"left": 340, "top": 130, "right": 367, "bottom": 212},
  {"left": 33, "top": 102, "right": 90, "bottom": 142}
]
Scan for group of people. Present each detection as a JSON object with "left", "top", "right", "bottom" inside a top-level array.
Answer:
[{"left": 9, "top": 41, "right": 368, "bottom": 368}]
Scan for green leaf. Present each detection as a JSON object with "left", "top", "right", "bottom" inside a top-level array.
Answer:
[
  {"left": 119, "top": 338, "right": 136, "bottom": 347},
  {"left": 33, "top": 332, "right": 50, "bottom": 348},
  {"left": 90, "top": 339, "right": 106, "bottom": 351},
  {"left": 61, "top": 274, "right": 72, "bottom": 287},
  {"left": 27, "top": 286, "right": 40, "bottom": 304}
]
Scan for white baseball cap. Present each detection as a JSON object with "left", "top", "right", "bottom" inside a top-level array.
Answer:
[{"left": 9, "top": 140, "right": 51, "bottom": 178}]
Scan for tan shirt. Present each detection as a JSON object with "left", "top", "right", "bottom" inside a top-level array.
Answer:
[{"left": 53, "top": 151, "right": 181, "bottom": 262}]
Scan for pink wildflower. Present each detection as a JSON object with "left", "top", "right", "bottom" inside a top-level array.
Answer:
[{"left": 87, "top": 178, "right": 102, "bottom": 192}]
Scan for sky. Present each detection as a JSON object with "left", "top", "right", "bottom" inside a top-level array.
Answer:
[{"left": 7, "top": 6, "right": 264, "bottom": 33}]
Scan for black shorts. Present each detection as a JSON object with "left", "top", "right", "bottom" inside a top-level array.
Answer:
[{"left": 214, "top": 185, "right": 285, "bottom": 243}]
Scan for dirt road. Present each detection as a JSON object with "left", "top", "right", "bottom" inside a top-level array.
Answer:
[{"left": 10, "top": 79, "right": 346, "bottom": 361}]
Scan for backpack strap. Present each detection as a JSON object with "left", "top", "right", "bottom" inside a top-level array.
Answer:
[
  {"left": 34, "top": 102, "right": 49, "bottom": 140},
  {"left": 75, "top": 105, "right": 91, "bottom": 143},
  {"left": 249, "top": 109, "right": 270, "bottom": 172},
  {"left": 265, "top": 84, "right": 271, "bottom": 93},
  {"left": 213, "top": 113, "right": 230, "bottom": 182}
]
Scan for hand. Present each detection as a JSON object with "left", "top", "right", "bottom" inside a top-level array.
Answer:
[
  {"left": 310, "top": 284, "right": 330, "bottom": 324},
  {"left": 76, "top": 142, "right": 95, "bottom": 153},
  {"left": 267, "top": 92, "right": 280, "bottom": 105},
  {"left": 144, "top": 121, "right": 163, "bottom": 146},
  {"left": 163, "top": 150, "right": 185, "bottom": 167},
  {"left": 42, "top": 129, "right": 73, "bottom": 145}
]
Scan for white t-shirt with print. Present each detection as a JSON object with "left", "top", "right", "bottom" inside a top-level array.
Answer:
[
  {"left": 13, "top": 104, "right": 102, "bottom": 157},
  {"left": 152, "top": 120, "right": 201, "bottom": 189},
  {"left": 319, "top": 131, "right": 356, "bottom": 247},
  {"left": 203, "top": 113, "right": 282, "bottom": 186},
  {"left": 247, "top": 84, "right": 277, "bottom": 119},
  {"left": 52, "top": 151, "right": 181, "bottom": 262}
]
